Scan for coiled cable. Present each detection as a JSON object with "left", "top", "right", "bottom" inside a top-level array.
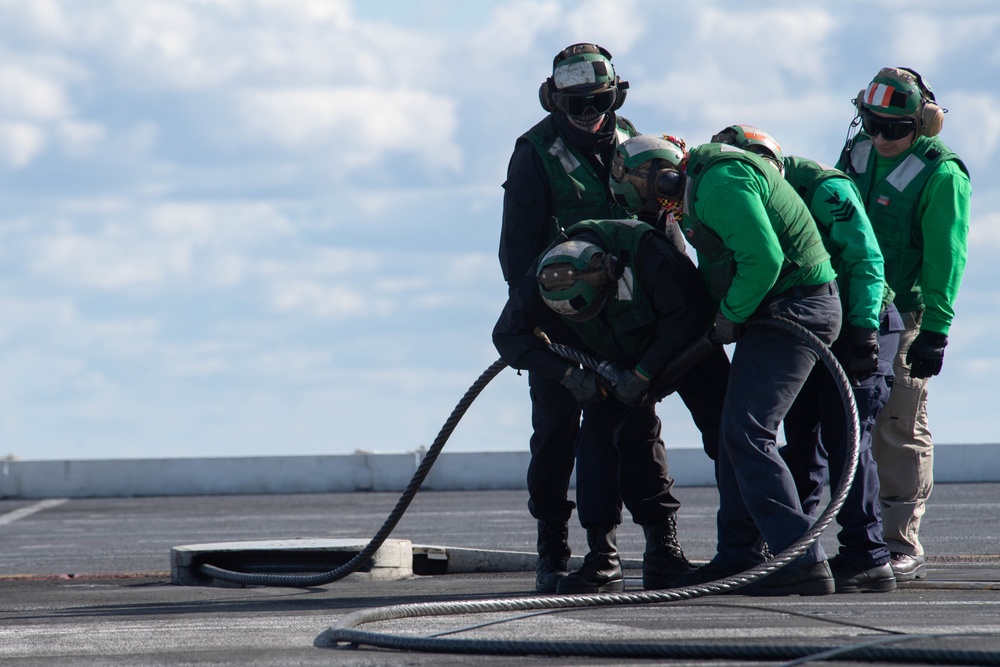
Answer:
[{"left": 325, "top": 316, "right": 877, "bottom": 658}]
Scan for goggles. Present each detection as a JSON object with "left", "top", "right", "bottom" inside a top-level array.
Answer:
[
  {"left": 553, "top": 88, "right": 618, "bottom": 118},
  {"left": 860, "top": 109, "right": 916, "bottom": 141},
  {"left": 537, "top": 262, "right": 609, "bottom": 292}
]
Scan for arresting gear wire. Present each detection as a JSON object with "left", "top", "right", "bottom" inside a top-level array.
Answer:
[
  {"left": 200, "top": 317, "right": 1000, "bottom": 664},
  {"left": 196, "top": 356, "right": 508, "bottom": 588}
]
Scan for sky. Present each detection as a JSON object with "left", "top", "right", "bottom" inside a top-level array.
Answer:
[{"left": 1, "top": 0, "right": 998, "bottom": 461}]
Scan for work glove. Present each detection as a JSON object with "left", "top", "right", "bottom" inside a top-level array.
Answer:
[
  {"left": 906, "top": 330, "right": 948, "bottom": 379},
  {"left": 837, "top": 326, "right": 879, "bottom": 385},
  {"left": 614, "top": 369, "right": 651, "bottom": 406},
  {"left": 560, "top": 366, "right": 606, "bottom": 404},
  {"left": 713, "top": 311, "right": 743, "bottom": 345}
]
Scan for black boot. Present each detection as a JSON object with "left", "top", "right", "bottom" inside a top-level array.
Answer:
[
  {"left": 642, "top": 515, "right": 696, "bottom": 589},
  {"left": 555, "top": 525, "right": 623, "bottom": 594},
  {"left": 534, "top": 520, "right": 571, "bottom": 593}
]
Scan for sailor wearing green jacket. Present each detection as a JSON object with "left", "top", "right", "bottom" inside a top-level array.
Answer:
[
  {"left": 610, "top": 135, "right": 842, "bottom": 596},
  {"left": 837, "top": 67, "right": 972, "bottom": 582},
  {"left": 713, "top": 124, "right": 900, "bottom": 594}
]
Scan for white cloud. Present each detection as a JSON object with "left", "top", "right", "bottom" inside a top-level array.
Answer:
[
  {"left": 17, "top": 1, "right": 359, "bottom": 91},
  {"left": 0, "top": 0, "right": 73, "bottom": 42},
  {"left": 55, "top": 120, "right": 106, "bottom": 158},
  {"left": 968, "top": 210, "right": 1000, "bottom": 249},
  {"left": 0, "top": 0, "right": 998, "bottom": 460},
  {"left": 26, "top": 201, "right": 295, "bottom": 290},
  {"left": 0, "top": 122, "right": 47, "bottom": 168},
  {"left": 236, "top": 87, "right": 462, "bottom": 169},
  {"left": 0, "top": 296, "right": 76, "bottom": 344},
  {"left": 943, "top": 93, "right": 1000, "bottom": 169},
  {"left": 0, "top": 65, "right": 71, "bottom": 120},
  {"left": 146, "top": 202, "right": 293, "bottom": 241},
  {"left": 269, "top": 280, "right": 387, "bottom": 319},
  {"left": 32, "top": 230, "right": 194, "bottom": 289},
  {"left": 893, "top": 12, "right": 1000, "bottom": 67},
  {"left": 258, "top": 247, "right": 380, "bottom": 280}
]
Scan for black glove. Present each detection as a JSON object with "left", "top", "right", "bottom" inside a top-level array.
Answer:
[
  {"left": 837, "top": 326, "right": 879, "bottom": 385},
  {"left": 614, "top": 369, "right": 651, "bottom": 406},
  {"left": 906, "top": 330, "right": 948, "bottom": 379},
  {"left": 560, "top": 367, "right": 606, "bottom": 403},
  {"left": 713, "top": 311, "right": 743, "bottom": 345}
]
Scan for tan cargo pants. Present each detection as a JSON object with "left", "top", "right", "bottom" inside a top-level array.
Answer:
[{"left": 872, "top": 310, "right": 933, "bottom": 556}]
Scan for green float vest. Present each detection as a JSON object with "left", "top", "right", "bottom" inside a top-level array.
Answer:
[
  {"left": 784, "top": 155, "right": 894, "bottom": 315},
  {"left": 784, "top": 156, "right": 850, "bottom": 211},
  {"left": 844, "top": 134, "right": 968, "bottom": 313},
  {"left": 681, "top": 145, "right": 830, "bottom": 302},
  {"left": 557, "top": 219, "right": 656, "bottom": 365},
  {"left": 518, "top": 115, "right": 638, "bottom": 240}
]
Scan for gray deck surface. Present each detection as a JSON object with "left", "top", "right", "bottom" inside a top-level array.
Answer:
[{"left": 2, "top": 483, "right": 999, "bottom": 666}]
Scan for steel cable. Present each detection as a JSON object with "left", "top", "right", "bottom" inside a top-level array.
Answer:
[
  {"left": 194, "top": 316, "right": 1000, "bottom": 663},
  {"left": 197, "top": 358, "right": 509, "bottom": 587},
  {"left": 326, "top": 316, "right": 881, "bottom": 658}
]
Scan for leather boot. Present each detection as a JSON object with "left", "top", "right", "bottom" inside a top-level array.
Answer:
[
  {"left": 642, "top": 514, "right": 696, "bottom": 589},
  {"left": 556, "top": 525, "right": 623, "bottom": 594},
  {"left": 534, "top": 520, "right": 571, "bottom": 593}
]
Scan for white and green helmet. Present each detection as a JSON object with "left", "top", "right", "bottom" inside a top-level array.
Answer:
[
  {"left": 536, "top": 239, "right": 614, "bottom": 322},
  {"left": 609, "top": 135, "right": 686, "bottom": 212},
  {"left": 543, "top": 43, "right": 628, "bottom": 122},
  {"left": 711, "top": 124, "right": 784, "bottom": 173}
]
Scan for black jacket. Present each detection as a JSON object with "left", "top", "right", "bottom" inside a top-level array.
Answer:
[{"left": 493, "top": 230, "right": 714, "bottom": 383}]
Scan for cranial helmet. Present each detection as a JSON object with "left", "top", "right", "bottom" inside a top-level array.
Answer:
[
  {"left": 536, "top": 239, "right": 620, "bottom": 321},
  {"left": 609, "top": 134, "right": 686, "bottom": 212},
  {"left": 711, "top": 124, "right": 785, "bottom": 174},
  {"left": 539, "top": 43, "right": 629, "bottom": 124},
  {"left": 853, "top": 67, "right": 945, "bottom": 137}
]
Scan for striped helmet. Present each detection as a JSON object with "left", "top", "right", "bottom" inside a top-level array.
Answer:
[{"left": 857, "top": 67, "right": 925, "bottom": 118}]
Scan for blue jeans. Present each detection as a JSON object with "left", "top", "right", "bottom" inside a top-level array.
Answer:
[
  {"left": 781, "top": 304, "right": 901, "bottom": 567},
  {"left": 713, "top": 285, "right": 842, "bottom": 570}
]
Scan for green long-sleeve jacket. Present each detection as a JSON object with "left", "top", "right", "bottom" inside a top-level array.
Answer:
[
  {"left": 684, "top": 147, "right": 835, "bottom": 323},
  {"left": 784, "top": 156, "right": 886, "bottom": 330},
  {"left": 837, "top": 134, "right": 971, "bottom": 335}
]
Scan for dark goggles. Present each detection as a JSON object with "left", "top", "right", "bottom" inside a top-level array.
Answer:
[
  {"left": 537, "top": 262, "right": 608, "bottom": 292},
  {"left": 553, "top": 88, "right": 617, "bottom": 117},
  {"left": 860, "top": 109, "right": 916, "bottom": 140}
]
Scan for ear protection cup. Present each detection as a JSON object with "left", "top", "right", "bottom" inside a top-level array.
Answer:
[
  {"left": 538, "top": 78, "right": 557, "bottom": 113},
  {"left": 857, "top": 67, "right": 946, "bottom": 137},
  {"left": 653, "top": 169, "right": 683, "bottom": 199},
  {"left": 900, "top": 67, "right": 945, "bottom": 136},
  {"left": 609, "top": 83, "right": 627, "bottom": 112},
  {"left": 919, "top": 100, "right": 944, "bottom": 137},
  {"left": 601, "top": 253, "right": 624, "bottom": 281}
]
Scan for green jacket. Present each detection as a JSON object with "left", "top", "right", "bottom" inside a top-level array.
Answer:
[
  {"left": 557, "top": 219, "right": 656, "bottom": 365},
  {"left": 837, "top": 134, "right": 971, "bottom": 334},
  {"left": 518, "top": 115, "right": 638, "bottom": 233},
  {"left": 784, "top": 156, "right": 887, "bottom": 330},
  {"left": 681, "top": 144, "right": 834, "bottom": 322}
]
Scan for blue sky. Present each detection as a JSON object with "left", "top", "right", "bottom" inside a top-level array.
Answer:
[{"left": 1, "top": 0, "right": 998, "bottom": 460}]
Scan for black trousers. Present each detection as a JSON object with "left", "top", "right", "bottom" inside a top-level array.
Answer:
[
  {"left": 573, "top": 347, "right": 730, "bottom": 528},
  {"left": 575, "top": 399, "right": 678, "bottom": 527},
  {"left": 525, "top": 372, "right": 579, "bottom": 523}
]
